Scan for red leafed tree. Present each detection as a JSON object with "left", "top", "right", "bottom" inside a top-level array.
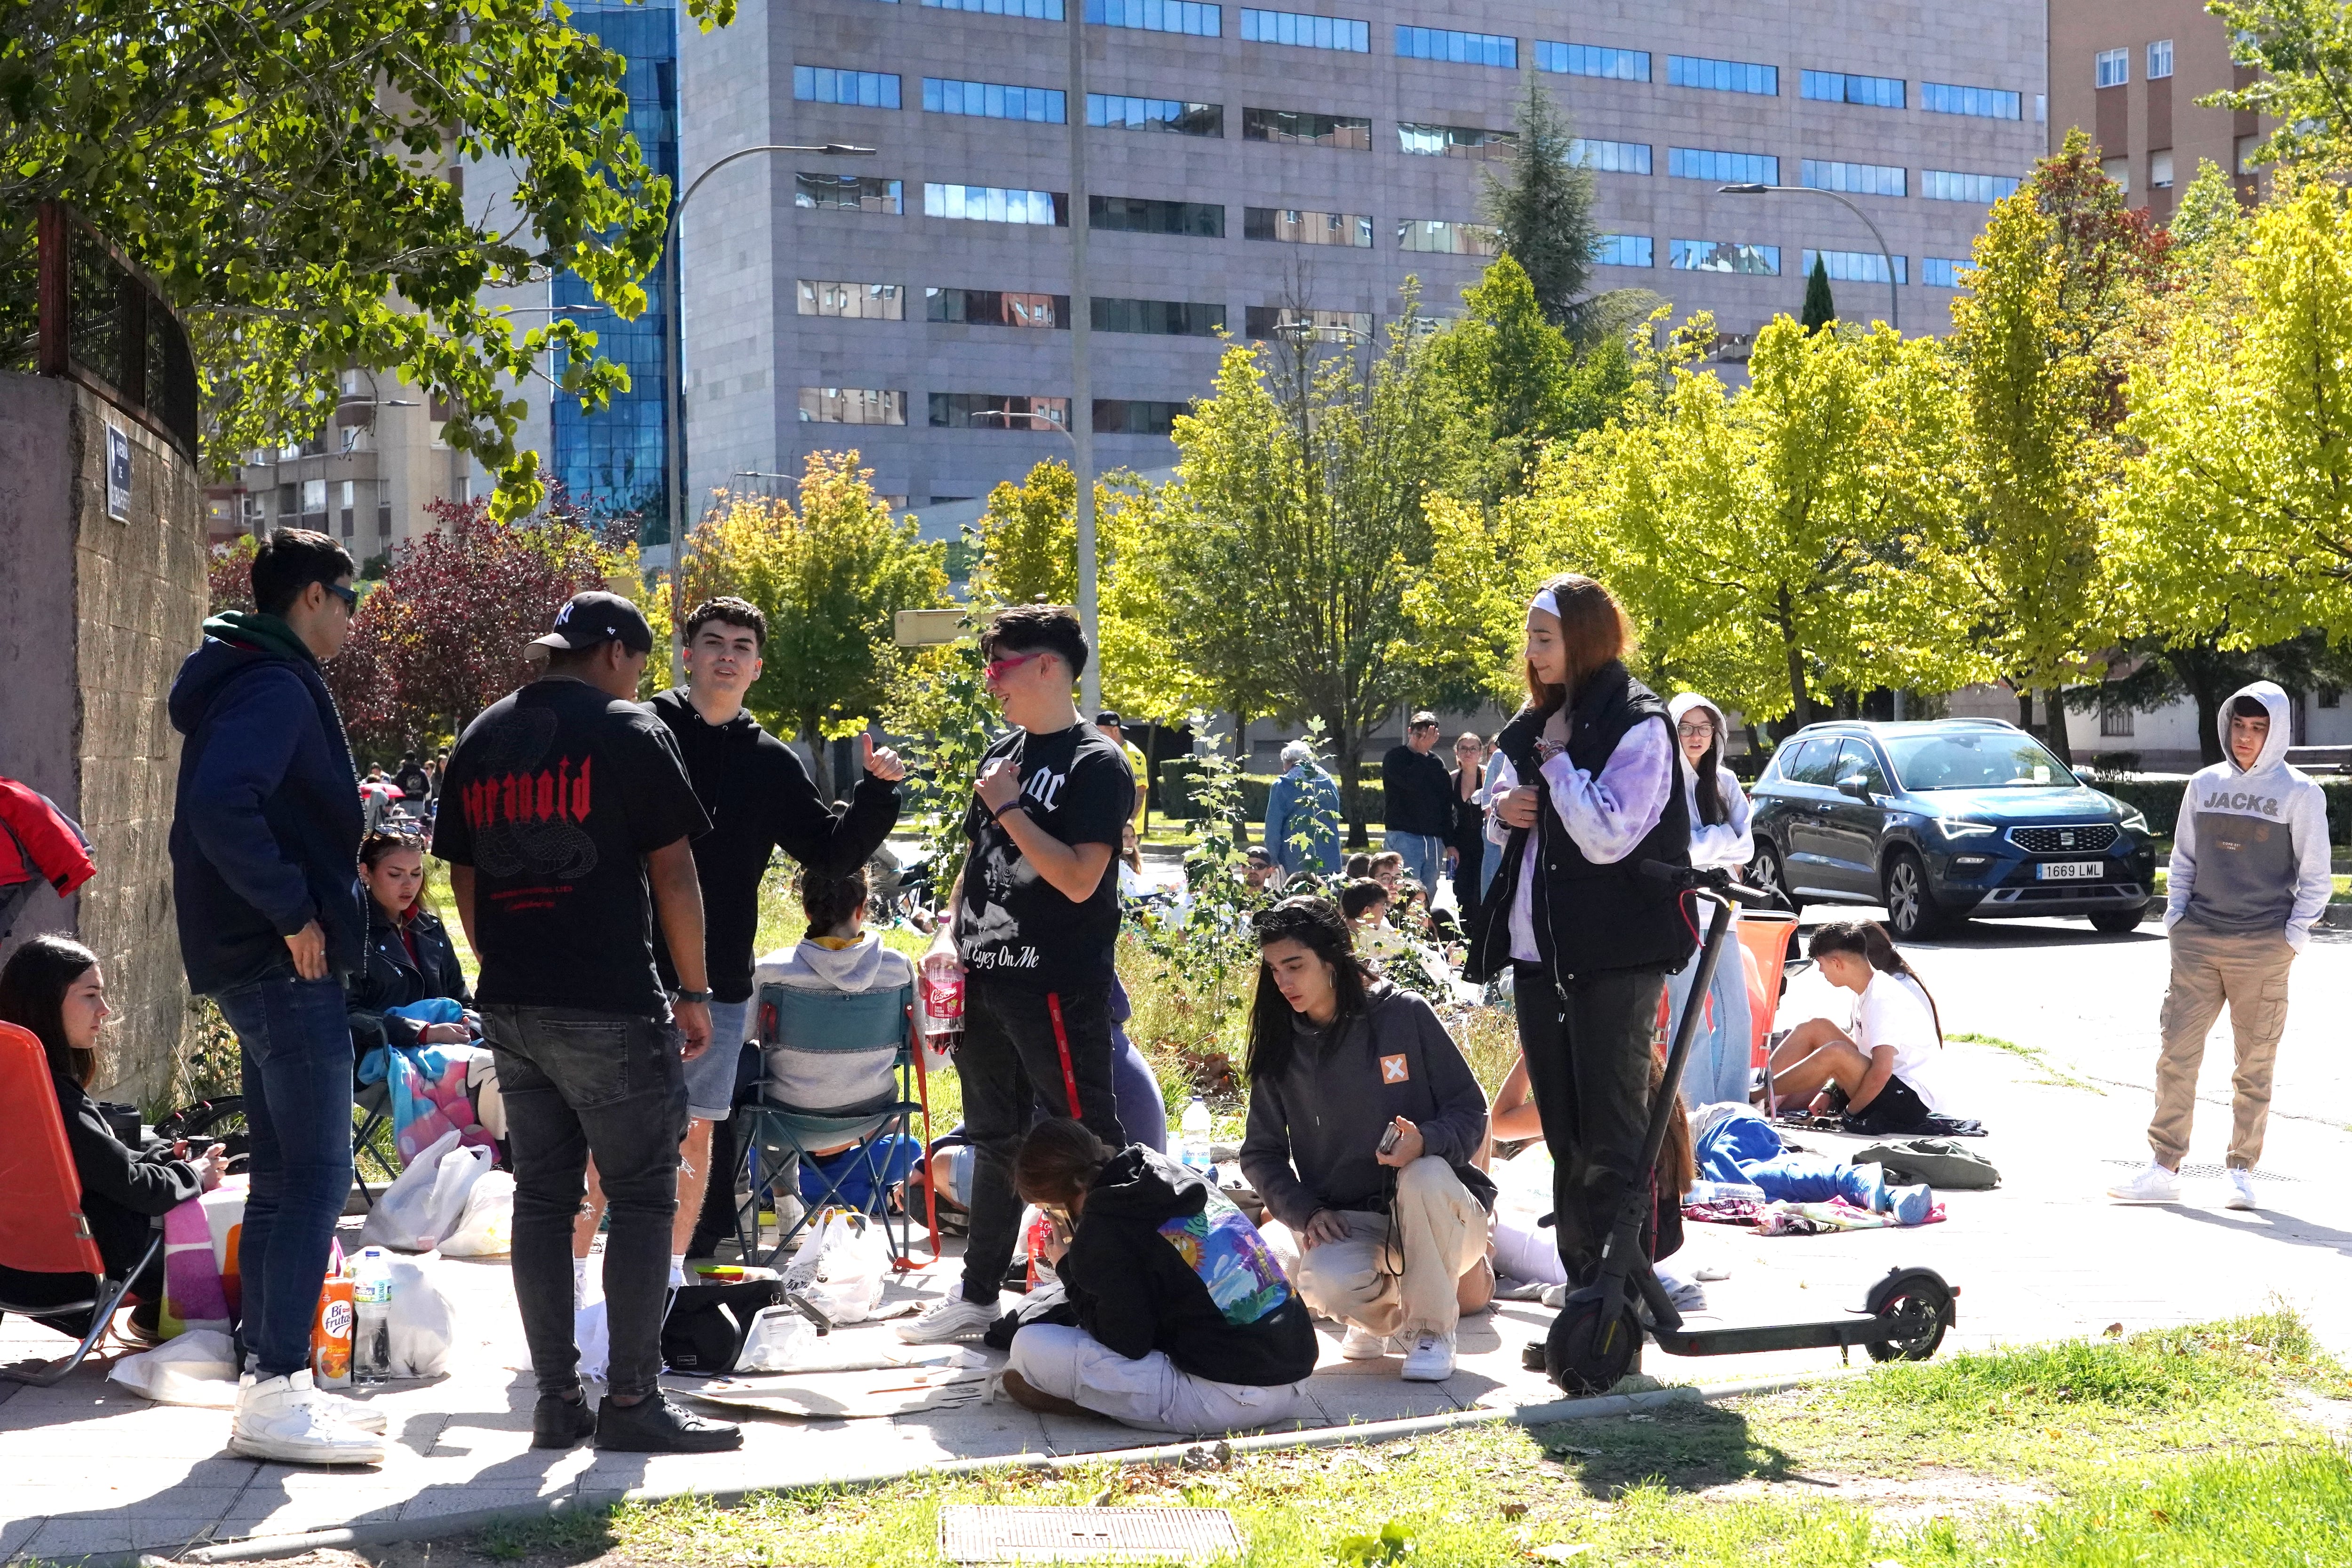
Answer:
[
  {"left": 207, "top": 536, "right": 258, "bottom": 613},
  {"left": 327, "top": 493, "right": 632, "bottom": 756}
]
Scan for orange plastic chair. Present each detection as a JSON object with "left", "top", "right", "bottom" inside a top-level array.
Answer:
[
  {"left": 1738, "top": 913, "right": 1800, "bottom": 1111},
  {"left": 0, "top": 1020, "right": 161, "bottom": 1384}
]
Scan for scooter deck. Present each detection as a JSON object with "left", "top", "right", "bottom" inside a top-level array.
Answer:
[{"left": 1650, "top": 1316, "right": 1912, "bottom": 1358}]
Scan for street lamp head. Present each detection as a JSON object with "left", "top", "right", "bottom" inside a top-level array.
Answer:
[
  {"left": 822, "top": 143, "right": 878, "bottom": 156},
  {"left": 1717, "top": 183, "right": 1771, "bottom": 194}
]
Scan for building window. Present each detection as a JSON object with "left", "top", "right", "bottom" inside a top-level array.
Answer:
[
  {"left": 1801, "top": 159, "right": 1906, "bottom": 197},
  {"left": 1089, "top": 95, "right": 1223, "bottom": 135},
  {"left": 2321, "top": 685, "right": 2342, "bottom": 709},
  {"left": 922, "top": 79, "right": 1067, "bottom": 121},
  {"left": 793, "top": 66, "right": 902, "bottom": 107},
  {"left": 1244, "top": 305, "right": 1373, "bottom": 340},
  {"left": 1095, "top": 398, "right": 1190, "bottom": 434},
  {"left": 1923, "top": 80, "right": 2023, "bottom": 118},
  {"left": 798, "top": 280, "right": 906, "bottom": 318},
  {"left": 2094, "top": 48, "right": 2128, "bottom": 89},
  {"left": 1669, "top": 147, "right": 1779, "bottom": 185},
  {"left": 338, "top": 480, "right": 356, "bottom": 539},
  {"left": 2237, "top": 133, "right": 2264, "bottom": 174},
  {"left": 1668, "top": 55, "right": 1778, "bottom": 96},
  {"left": 1244, "top": 206, "right": 1372, "bottom": 245},
  {"left": 1398, "top": 219, "right": 1500, "bottom": 255},
  {"left": 1803, "top": 248, "right": 1907, "bottom": 285},
  {"left": 1594, "top": 234, "right": 1653, "bottom": 267},
  {"left": 1397, "top": 122, "right": 1513, "bottom": 159},
  {"left": 797, "top": 173, "right": 906, "bottom": 213},
  {"left": 799, "top": 388, "right": 909, "bottom": 425},
  {"left": 1669, "top": 239, "right": 1780, "bottom": 275},
  {"left": 925, "top": 183, "right": 1068, "bottom": 223},
  {"left": 377, "top": 495, "right": 392, "bottom": 537},
  {"left": 2098, "top": 699, "right": 2135, "bottom": 738},
  {"left": 927, "top": 0, "right": 1065, "bottom": 15},
  {"left": 1395, "top": 26, "right": 1516, "bottom": 68},
  {"left": 930, "top": 393, "right": 1070, "bottom": 430},
  {"left": 1920, "top": 256, "right": 1968, "bottom": 288},
  {"left": 1533, "top": 42, "right": 1650, "bottom": 81},
  {"left": 1239, "top": 9, "right": 1369, "bottom": 51},
  {"left": 1800, "top": 69, "right": 1904, "bottom": 108},
  {"left": 1243, "top": 108, "right": 1371, "bottom": 148},
  {"left": 2100, "top": 156, "right": 2131, "bottom": 195},
  {"left": 1570, "top": 138, "right": 1652, "bottom": 175},
  {"left": 1085, "top": 0, "right": 1220, "bottom": 34},
  {"left": 2151, "top": 148, "right": 2175, "bottom": 188},
  {"left": 1921, "top": 169, "right": 2021, "bottom": 203},
  {"left": 2147, "top": 38, "right": 2173, "bottom": 79},
  {"left": 927, "top": 287, "right": 1069, "bottom": 326},
  {"left": 1093, "top": 195, "right": 1225, "bottom": 235},
  {"left": 300, "top": 479, "right": 328, "bottom": 531},
  {"left": 1092, "top": 297, "right": 1227, "bottom": 334}
]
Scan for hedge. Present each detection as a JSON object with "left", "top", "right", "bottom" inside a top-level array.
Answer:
[
  {"left": 1156, "top": 760, "right": 1391, "bottom": 827},
  {"left": 2087, "top": 774, "right": 2352, "bottom": 846}
]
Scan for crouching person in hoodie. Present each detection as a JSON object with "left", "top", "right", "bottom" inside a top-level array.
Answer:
[
  {"left": 1001, "top": 1119, "right": 1319, "bottom": 1434},
  {"left": 1240, "top": 898, "right": 1495, "bottom": 1383},
  {"left": 2111, "top": 683, "right": 2329, "bottom": 1213}
]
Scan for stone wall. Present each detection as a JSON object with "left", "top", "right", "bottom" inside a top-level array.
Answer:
[{"left": 0, "top": 372, "right": 208, "bottom": 1106}]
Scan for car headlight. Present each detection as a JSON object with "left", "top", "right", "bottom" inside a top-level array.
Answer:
[
  {"left": 2119, "top": 807, "right": 2150, "bottom": 836},
  {"left": 1936, "top": 816, "right": 1998, "bottom": 839}
]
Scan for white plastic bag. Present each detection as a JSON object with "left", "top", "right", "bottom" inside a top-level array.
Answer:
[
  {"left": 574, "top": 1261, "right": 609, "bottom": 1383},
  {"left": 359, "top": 1129, "right": 491, "bottom": 1251},
  {"left": 386, "top": 1256, "right": 456, "bottom": 1377},
  {"left": 439, "top": 1169, "right": 514, "bottom": 1257},
  {"left": 782, "top": 1210, "right": 889, "bottom": 1325},
  {"left": 108, "top": 1328, "right": 240, "bottom": 1406}
]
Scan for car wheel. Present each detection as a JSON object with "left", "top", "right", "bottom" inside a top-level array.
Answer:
[
  {"left": 2090, "top": 906, "right": 2147, "bottom": 935},
  {"left": 1750, "top": 843, "right": 1800, "bottom": 913},
  {"left": 1882, "top": 849, "right": 1944, "bottom": 939}
]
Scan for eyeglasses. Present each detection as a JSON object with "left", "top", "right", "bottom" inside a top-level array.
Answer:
[
  {"left": 1676, "top": 721, "right": 1714, "bottom": 739},
  {"left": 326, "top": 581, "right": 358, "bottom": 612},
  {"left": 983, "top": 652, "right": 1041, "bottom": 682}
]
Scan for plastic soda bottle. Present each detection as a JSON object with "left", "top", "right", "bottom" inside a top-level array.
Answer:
[
  {"left": 311, "top": 1273, "right": 354, "bottom": 1389},
  {"left": 1179, "top": 1097, "right": 1214, "bottom": 1172},
  {"left": 351, "top": 1247, "right": 393, "bottom": 1385},
  {"left": 919, "top": 951, "right": 965, "bottom": 1048}
]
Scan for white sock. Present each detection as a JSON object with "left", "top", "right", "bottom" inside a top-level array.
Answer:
[{"left": 669, "top": 1253, "right": 688, "bottom": 1288}]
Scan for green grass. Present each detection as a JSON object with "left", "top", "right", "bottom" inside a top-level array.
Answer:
[{"left": 1946, "top": 1031, "right": 2100, "bottom": 1094}]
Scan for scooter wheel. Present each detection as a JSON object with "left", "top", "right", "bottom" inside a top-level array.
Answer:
[
  {"left": 1866, "top": 1272, "right": 1953, "bottom": 1363},
  {"left": 1545, "top": 1297, "right": 1641, "bottom": 1396}
]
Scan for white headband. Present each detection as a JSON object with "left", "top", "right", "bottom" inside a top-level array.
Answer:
[{"left": 1532, "top": 588, "right": 1561, "bottom": 619}]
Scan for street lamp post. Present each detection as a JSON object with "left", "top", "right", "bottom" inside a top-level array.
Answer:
[
  {"left": 1716, "top": 183, "right": 1900, "bottom": 334},
  {"left": 1066, "top": 2, "right": 1098, "bottom": 715},
  {"left": 663, "top": 141, "right": 875, "bottom": 681}
]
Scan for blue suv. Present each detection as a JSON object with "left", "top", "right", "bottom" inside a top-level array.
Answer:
[{"left": 1747, "top": 718, "right": 2158, "bottom": 939}]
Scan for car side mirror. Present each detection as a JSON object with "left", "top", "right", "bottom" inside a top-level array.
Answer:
[{"left": 1836, "top": 775, "right": 1869, "bottom": 799}]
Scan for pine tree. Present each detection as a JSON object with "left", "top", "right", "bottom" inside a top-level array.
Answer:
[
  {"left": 1481, "top": 75, "right": 1597, "bottom": 328},
  {"left": 1801, "top": 255, "right": 1837, "bottom": 333}
]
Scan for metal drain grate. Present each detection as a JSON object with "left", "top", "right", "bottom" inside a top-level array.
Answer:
[
  {"left": 938, "top": 1505, "right": 1244, "bottom": 1563},
  {"left": 2102, "top": 1159, "right": 2294, "bottom": 1182}
]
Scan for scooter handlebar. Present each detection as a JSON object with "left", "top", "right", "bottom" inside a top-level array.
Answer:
[{"left": 1637, "top": 860, "right": 1774, "bottom": 907}]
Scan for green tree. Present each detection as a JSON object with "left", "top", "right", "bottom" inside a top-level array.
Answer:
[
  {"left": 683, "top": 451, "right": 949, "bottom": 797},
  {"left": 968, "top": 461, "right": 1080, "bottom": 607},
  {"left": 0, "top": 0, "right": 731, "bottom": 506},
  {"left": 1480, "top": 74, "right": 1597, "bottom": 330},
  {"left": 2207, "top": 0, "right": 2352, "bottom": 168},
  {"left": 1801, "top": 256, "right": 1837, "bottom": 333}
]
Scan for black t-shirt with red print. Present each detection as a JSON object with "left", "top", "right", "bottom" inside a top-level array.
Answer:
[
  {"left": 955, "top": 722, "right": 1133, "bottom": 991},
  {"left": 432, "top": 677, "right": 709, "bottom": 1017}
]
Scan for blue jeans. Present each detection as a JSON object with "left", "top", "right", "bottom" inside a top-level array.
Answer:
[
  {"left": 680, "top": 996, "right": 755, "bottom": 1122},
  {"left": 1666, "top": 927, "right": 1756, "bottom": 1111},
  {"left": 1384, "top": 830, "right": 1445, "bottom": 894},
  {"left": 215, "top": 973, "right": 356, "bottom": 1379}
]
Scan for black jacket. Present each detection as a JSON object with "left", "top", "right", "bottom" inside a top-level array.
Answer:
[
  {"left": 168, "top": 615, "right": 364, "bottom": 993},
  {"left": 346, "top": 894, "right": 473, "bottom": 1051},
  {"left": 648, "top": 690, "right": 901, "bottom": 1003},
  {"left": 1381, "top": 744, "right": 1454, "bottom": 838},
  {"left": 54, "top": 1071, "right": 201, "bottom": 1277},
  {"left": 1467, "top": 661, "right": 1694, "bottom": 986},
  {"left": 1057, "top": 1146, "right": 1319, "bottom": 1387}
]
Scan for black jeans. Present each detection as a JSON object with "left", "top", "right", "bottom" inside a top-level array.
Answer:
[
  {"left": 484, "top": 1004, "right": 687, "bottom": 1399},
  {"left": 1513, "top": 963, "right": 1664, "bottom": 1288},
  {"left": 959, "top": 979, "right": 1124, "bottom": 1303}
]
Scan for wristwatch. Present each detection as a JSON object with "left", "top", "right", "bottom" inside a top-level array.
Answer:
[{"left": 674, "top": 988, "right": 713, "bottom": 1005}]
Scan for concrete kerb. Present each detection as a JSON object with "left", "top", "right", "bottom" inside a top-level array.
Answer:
[{"left": 68, "top": 1373, "right": 1829, "bottom": 1568}]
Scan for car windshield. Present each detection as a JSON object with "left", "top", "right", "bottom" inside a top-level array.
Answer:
[{"left": 1883, "top": 730, "right": 2078, "bottom": 791}]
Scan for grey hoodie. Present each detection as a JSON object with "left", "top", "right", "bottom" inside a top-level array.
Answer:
[
  {"left": 2166, "top": 681, "right": 2331, "bottom": 950},
  {"left": 1666, "top": 693, "right": 1754, "bottom": 873}
]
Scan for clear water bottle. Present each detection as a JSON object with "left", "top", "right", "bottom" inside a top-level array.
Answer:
[
  {"left": 351, "top": 1246, "right": 394, "bottom": 1385},
  {"left": 1179, "top": 1097, "right": 1214, "bottom": 1172}
]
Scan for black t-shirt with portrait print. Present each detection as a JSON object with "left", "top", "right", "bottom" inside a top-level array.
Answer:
[
  {"left": 432, "top": 677, "right": 711, "bottom": 1019},
  {"left": 955, "top": 722, "right": 1134, "bottom": 991}
]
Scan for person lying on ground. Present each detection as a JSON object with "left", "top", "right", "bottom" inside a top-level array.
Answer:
[
  {"left": 347, "top": 831, "right": 475, "bottom": 1053},
  {"left": 1238, "top": 897, "right": 1494, "bottom": 1383},
  {"left": 1000, "top": 1119, "right": 1319, "bottom": 1435},
  {"left": 1769, "top": 920, "right": 1954, "bottom": 1133},
  {"left": 0, "top": 936, "right": 226, "bottom": 1344},
  {"left": 1486, "top": 1048, "right": 1692, "bottom": 1291}
]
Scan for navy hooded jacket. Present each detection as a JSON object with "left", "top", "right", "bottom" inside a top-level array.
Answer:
[{"left": 168, "top": 614, "right": 365, "bottom": 994}]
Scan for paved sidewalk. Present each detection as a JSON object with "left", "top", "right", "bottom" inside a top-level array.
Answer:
[{"left": 6, "top": 978, "right": 2349, "bottom": 1562}]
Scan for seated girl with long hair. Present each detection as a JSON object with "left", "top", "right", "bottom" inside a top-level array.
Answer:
[
  {"left": 347, "top": 830, "right": 473, "bottom": 1051},
  {"left": 1769, "top": 921, "right": 1953, "bottom": 1133}
]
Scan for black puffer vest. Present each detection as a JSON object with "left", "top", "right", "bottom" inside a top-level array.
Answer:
[{"left": 1465, "top": 661, "right": 1695, "bottom": 987}]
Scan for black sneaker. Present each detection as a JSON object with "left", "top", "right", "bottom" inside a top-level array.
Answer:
[
  {"left": 595, "top": 1393, "right": 742, "bottom": 1453},
  {"left": 532, "top": 1391, "right": 597, "bottom": 1449}
]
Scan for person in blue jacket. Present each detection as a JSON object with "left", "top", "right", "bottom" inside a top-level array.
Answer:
[
  {"left": 1263, "top": 740, "right": 1342, "bottom": 881},
  {"left": 168, "top": 528, "right": 380, "bottom": 1467}
]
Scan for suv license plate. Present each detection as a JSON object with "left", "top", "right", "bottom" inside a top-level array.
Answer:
[{"left": 2037, "top": 860, "right": 2104, "bottom": 881}]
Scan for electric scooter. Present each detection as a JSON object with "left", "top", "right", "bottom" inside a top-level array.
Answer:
[{"left": 1542, "top": 861, "right": 1959, "bottom": 1396}]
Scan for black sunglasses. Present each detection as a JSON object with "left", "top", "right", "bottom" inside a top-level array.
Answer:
[{"left": 325, "top": 581, "right": 358, "bottom": 611}]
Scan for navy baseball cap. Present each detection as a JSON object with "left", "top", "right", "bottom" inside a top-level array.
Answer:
[{"left": 531, "top": 591, "right": 654, "bottom": 656}]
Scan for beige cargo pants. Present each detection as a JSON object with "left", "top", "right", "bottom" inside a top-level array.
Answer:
[
  {"left": 2149, "top": 920, "right": 2296, "bottom": 1171},
  {"left": 1259, "top": 1157, "right": 1490, "bottom": 1343}
]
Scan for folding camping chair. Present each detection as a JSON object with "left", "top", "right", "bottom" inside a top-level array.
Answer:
[
  {"left": 736, "top": 982, "right": 937, "bottom": 1268},
  {"left": 0, "top": 1021, "right": 162, "bottom": 1385}
]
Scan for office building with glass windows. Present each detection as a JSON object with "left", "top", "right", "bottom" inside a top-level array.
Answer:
[{"left": 677, "top": 0, "right": 2046, "bottom": 515}]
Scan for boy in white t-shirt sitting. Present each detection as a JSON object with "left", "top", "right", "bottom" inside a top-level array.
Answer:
[{"left": 1767, "top": 920, "right": 1949, "bottom": 1134}]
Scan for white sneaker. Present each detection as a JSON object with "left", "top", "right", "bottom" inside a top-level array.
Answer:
[
  {"left": 1339, "top": 1324, "right": 1390, "bottom": 1360},
  {"left": 1399, "top": 1330, "right": 1456, "bottom": 1382},
  {"left": 229, "top": 1372, "right": 386, "bottom": 1465},
  {"left": 895, "top": 1293, "right": 1001, "bottom": 1344},
  {"left": 234, "top": 1372, "right": 388, "bottom": 1435},
  {"left": 2106, "top": 1161, "right": 2180, "bottom": 1203},
  {"left": 2225, "top": 1169, "right": 2259, "bottom": 1211}
]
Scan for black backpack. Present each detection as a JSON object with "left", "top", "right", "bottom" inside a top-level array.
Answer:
[{"left": 660, "top": 1277, "right": 786, "bottom": 1374}]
